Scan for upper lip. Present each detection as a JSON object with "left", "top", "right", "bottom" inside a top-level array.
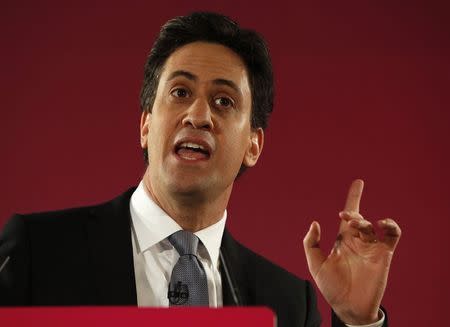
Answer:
[{"left": 173, "top": 133, "right": 215, "bottom": 156}]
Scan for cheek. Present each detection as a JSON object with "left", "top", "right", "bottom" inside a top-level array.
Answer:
[
  {"left": 233, "top": 118, "right": 252, "bottom": 145},
  {"left": 223, "top": 125, "right": 251, "bottom": 160},
  {"left": 148, "top": 115, "right": 176, "bottom": 155}
]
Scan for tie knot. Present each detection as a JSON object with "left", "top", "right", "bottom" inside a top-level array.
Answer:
[{"left": 168, "top": 230, "right": 199, "bottom": 256}]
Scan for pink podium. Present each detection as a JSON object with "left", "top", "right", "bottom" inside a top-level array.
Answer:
[{"left": 0, "top": 307, "right": 275, "bottom": 326}]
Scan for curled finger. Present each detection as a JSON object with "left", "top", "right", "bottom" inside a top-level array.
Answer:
[
  {"left": 378, "top": 218, "right": 401, "bottom": 250},
  {"left": 348, "top": 219, "right": 377, "bottom": 243}
]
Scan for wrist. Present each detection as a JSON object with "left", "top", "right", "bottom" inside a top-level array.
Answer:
[{"left": 335, "top": 308, "right": 380, "bottom": 325}]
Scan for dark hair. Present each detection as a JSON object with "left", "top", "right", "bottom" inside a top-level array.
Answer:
[{"left": 140, "top": 12, "right": 274, "bottom": 168}]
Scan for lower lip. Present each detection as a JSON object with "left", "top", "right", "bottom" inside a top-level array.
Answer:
[{"left": 173, "top": 150, "right": 210, "bottom": 163}]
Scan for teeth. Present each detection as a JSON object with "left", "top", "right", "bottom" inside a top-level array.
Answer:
[{"left": 179, "top": 142, "right": 206, "bottom": 151}]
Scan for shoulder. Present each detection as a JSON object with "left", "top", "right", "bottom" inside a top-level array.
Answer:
[
  {"left": 2, "top": 187, "right": 136, "bottom": 230},
  {"left": 0, "top": 187, "right": 136, "bottom": 250},
  {"left": 0, "top": 187, "right": 137, "bottom": 306}
]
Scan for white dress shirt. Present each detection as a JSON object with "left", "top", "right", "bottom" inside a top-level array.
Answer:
[
  {"left": 130, "top": 181, "right": 225, "bottom": 307},
  {"left": 129, "top": 181, "right": 384, "bottom": 326}
]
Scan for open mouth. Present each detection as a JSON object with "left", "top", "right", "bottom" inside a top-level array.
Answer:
[{"left": 175, "top": 142, "right": 211, "bottom": 161}]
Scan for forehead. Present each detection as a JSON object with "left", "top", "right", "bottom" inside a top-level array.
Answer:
[{"left": 161, "top": 42, "right": 250, "bottom": 90}]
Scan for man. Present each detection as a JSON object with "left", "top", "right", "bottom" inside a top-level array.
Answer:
[{"left": 0, "top": 12, "right": 401, "bottom": 327}]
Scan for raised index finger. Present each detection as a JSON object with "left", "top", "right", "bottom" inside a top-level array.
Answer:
[{"left": 344, "top": 179, "right": 364, "bottom": 213}]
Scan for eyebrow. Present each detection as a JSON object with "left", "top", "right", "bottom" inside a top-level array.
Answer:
[
  {"left": 166, "top": 70, "right": 241, "bottom": 94},
  {"left": 167, "top": 70, "right": 197, "bottom": 82}
]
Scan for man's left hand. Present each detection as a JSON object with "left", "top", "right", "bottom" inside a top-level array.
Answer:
[{"left": 303, "top": 179, "right": 401, "bottom": 325}]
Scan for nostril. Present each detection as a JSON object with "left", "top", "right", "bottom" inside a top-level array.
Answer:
[
  {"left": 182, "top": 116, "right": 213, "bottom": 130},
  {"left": 200, "top": 122, "right": 213, "bottom": 130}
]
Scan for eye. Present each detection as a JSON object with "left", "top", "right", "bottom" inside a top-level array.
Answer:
[
  {"left": 171, "top": 87, "right": 190, "bottom": 98},
  {"left": 213, "top": 96, "right": 234, "bottom": 109}
]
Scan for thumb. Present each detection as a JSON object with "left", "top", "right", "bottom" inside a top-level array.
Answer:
[{"left": 303, "top": 221, "right": 326, "bottom": 277}]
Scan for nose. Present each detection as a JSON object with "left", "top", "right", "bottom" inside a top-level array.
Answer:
[{"left": 181, "top": 98, "right": 214, "bottom": 130}]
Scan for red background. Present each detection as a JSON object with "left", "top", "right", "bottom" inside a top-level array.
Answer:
[{"left": 1, "top": 1, "right": 449, "bottom": 326}]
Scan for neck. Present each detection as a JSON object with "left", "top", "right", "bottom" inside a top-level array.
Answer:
[{"left": 142, "top": 173, "right": 231, "bottom": 232}]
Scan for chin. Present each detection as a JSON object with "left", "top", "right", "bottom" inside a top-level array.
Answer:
[
  {"left": 167, "top": 180, "right": 211, "bottom": 198},
  {"left": 162, "top": 164, "right": 233, "bottom": 199},
  {"left": 162, "top": 166, "right": 202, "bottom": 187}
]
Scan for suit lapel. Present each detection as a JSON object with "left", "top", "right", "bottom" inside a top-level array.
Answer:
[
  {"left": 220, "top": 229, "right": 250, "bottom": 306},
  {"left": 86, "top": 188, "right": 137, "bottom": 305}
]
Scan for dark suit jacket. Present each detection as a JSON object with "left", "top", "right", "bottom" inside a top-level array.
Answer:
[{"left": 0, "top": 188, "right": 386, "bottom": 327}]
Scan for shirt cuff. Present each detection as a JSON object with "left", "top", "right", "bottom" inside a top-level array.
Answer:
[{"left": 344, "top": 309, "right": 385, "bottom": 327}]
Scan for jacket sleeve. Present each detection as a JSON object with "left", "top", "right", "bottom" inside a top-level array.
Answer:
[
  {"left": 0, "top": 214, "right": 31, "bottom": 306},
  {"left": 304, "top": 280, "right": 322, "bottom": 327}
]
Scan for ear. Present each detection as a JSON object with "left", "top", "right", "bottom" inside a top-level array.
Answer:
[
  {"left": 140, "top": 110, "right": 151, "bottom": 149},
  {"left": 243, "top": 127, "right": 264, "bottom": 167}
]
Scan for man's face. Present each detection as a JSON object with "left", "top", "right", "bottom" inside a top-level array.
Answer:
[{"left": 140, "top": 41, "right": 263, "bottom": 199}]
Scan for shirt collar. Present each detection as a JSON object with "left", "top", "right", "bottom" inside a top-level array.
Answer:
[{"left": 130, "top": 181, "right": 227, "bottom": 267}]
